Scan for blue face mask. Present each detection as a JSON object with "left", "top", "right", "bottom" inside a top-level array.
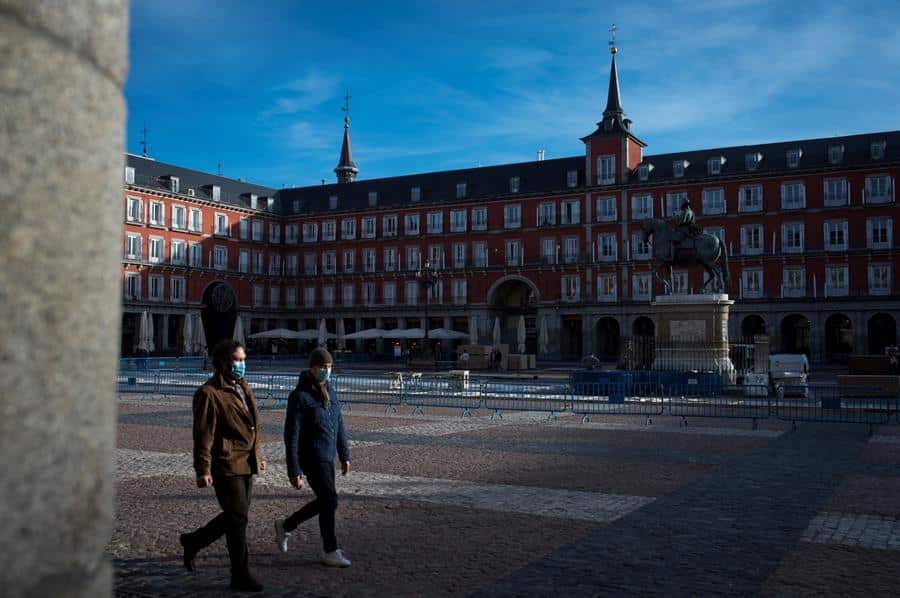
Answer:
[
  {"left": 230, "top": 361, "right": 246, "bottom": 380},
  {"left": 314, "top": 367, "right": 331, "bottom": 382}
]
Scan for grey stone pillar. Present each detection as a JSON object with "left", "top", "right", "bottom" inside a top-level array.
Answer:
[{"left": 0, "top": 2, "right": 127, "bottom": 597}]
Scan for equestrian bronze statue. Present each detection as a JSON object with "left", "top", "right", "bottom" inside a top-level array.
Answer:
[{"left": 640, "top": 201, "right": 730, "bottom": 293}]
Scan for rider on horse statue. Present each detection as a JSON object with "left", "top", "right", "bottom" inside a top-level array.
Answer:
[{"left": 673, "top": 199, "right": 701, "bottom": 248}]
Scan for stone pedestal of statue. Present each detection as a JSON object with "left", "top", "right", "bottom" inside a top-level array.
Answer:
[{"left": 651, "top": 293, "right": 736, "bottom": 384}]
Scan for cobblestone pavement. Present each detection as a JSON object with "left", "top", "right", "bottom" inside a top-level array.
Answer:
[{"left": 112, "top": 401, "right": 900, "bottom": 596}]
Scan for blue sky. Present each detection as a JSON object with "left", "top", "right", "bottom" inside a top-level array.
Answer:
[{"left": 126, "top": 0, "right": 900, "bottom": 189}]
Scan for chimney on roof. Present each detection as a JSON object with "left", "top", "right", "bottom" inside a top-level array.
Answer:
[{"left": 537, "top": 149, "right": 545, "bottom": 161}]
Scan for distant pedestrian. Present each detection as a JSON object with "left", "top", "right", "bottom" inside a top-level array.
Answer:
[
  {"left": 200, "top": 347, "right": 208, "bottom": 371},
  {"left": 275, "top": 347, "right": 353, "bottom": 568},
  {"left": 179, "top": 339, "right": 265, "bottom": 593}
]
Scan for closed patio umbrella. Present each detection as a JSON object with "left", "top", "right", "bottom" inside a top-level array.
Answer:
[
  {"left": 538, "top": 316, "right": 550, "bottom": 355},
  {"left": 192, "top": 313, "right": 207, "bottom": 354},
  {"left": 136, "top": 311, "right": 151, "bottom": 353},
  {"left": 516, "top": 315, "right": 526, "bottom": 354},
  {"left": 318, "top": 318, "right": 328, "bottom": 347},
  {"left": 182, "top": 314, "right": 193, "bottom": 355},
  {"left": 233, "top": 315, "right": 246, "bottom": 345},
  {"left": 337, "top": 319, "right": 346, "bottom": 350},
  {"left": 468, "top": 316, "right": 479, "bottom": 345},
  {"left": 146, "top": 313, "right": 156, "bottom": 353},
  {"left": 492, "top": 317, "right": 501, "bottom": 347}
]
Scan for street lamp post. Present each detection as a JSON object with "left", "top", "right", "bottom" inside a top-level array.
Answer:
[{"left": 416, "top": 259, "right": 441, "bottom": 358}]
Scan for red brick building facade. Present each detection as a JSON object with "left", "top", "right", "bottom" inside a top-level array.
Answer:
[{"left": 121, "top": 47, "right": 899, "bottom": 362}]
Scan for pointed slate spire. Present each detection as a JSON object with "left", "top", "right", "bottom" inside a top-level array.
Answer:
[
  {"left": 597, "top": 27, "right": 631, "bottom": 134},
  {"left": 334, "top": 115, "right": 358, "bottom": 184}
]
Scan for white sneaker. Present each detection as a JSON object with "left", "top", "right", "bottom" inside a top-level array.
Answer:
[
  {"left": 320, "top": 549, "right": 351, "bottom": 567},
  {"left": 274, "top": 517, "right": 291, "bottom": 553}
]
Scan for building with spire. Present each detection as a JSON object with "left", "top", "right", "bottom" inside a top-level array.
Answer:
[{"left": 118, "top": 40, "right": 899, "bottom": 364}]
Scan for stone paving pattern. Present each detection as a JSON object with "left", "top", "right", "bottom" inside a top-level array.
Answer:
[{"left": 111, "top": 398, "right": 900, "bottom": 596}]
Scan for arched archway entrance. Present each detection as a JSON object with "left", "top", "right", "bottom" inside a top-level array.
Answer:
[
  {"left": 490, "top": 278, "right": 538, "bottom": 354},
  {"left": 741, "top": 314, "right": 767, "bottom": 338},
  {"left": 868, "top": 313, "right": 897, "bottom": 354},
  {"left": 201, "top": 281, "right": 238, "bottom": 351},
  {"left": 825, "top": 314, "right": 852, "bottom": 362},
  {"left": 629, "top": 316, "right": 655, "bottom": 369},
  {"left": 632, "top": 316, "right": 655, "bottom": 337},
  {"left": 595, "top": 317, "right": 620, "bottom": 360},
  {"left": 781, "top": 314, "right": 811, "bottom": 356}
]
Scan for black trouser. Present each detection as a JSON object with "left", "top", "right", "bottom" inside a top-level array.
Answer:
[
  {"left": 283, "top": 460, "right": 338, "bottom": 552},
  {"left": 184, "top": 474, "right": 253, "bottom": 577}
]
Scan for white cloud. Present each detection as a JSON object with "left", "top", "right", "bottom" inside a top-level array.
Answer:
[{"left": 263, "top": 70, "right": 341, "bottom": 117}]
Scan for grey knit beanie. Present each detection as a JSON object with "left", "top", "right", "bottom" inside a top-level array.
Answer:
[{"left": 309, "top": 347, "right": 334, "bottom": 368}]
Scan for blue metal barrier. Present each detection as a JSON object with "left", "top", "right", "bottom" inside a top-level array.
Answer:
[
  {"left": 155, "top": 370, "right": 210, "bottom": 399},
  {"left": 481, "top": 380, "right": 570, "bottom": 420},
  {"left": 335, "top": 373, "right": 404, "bottom": 414},
  {"left": 570, "top": 381, "right": 665, "bottom": 424},
  {"left": 669, "top": 385, "right": 770, "bottom": 429},
  {"left": 775, "top": 385, "right": 895, "bottom": 430},
  {"left": 403, "top": 374, "right": 481, "bottom": 416}
]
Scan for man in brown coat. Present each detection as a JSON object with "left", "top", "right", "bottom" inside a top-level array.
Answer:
[{"left": 179, "top": 339, "right": 266, "bottom": 592}]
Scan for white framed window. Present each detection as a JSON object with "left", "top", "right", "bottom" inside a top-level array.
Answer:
[
  {"left": 563, "top": 236, "right": 578, "bottom": 264},
  {"left": 383, "top": 214, "right": 398, "bottom": 237},
  {"left": 824, "top": 220, "right": 848, "bottom": 251},
  {"left": 362, "top": 217, "right": 376, "bottom": 239},
  {"left": 871, "top": 140, "right": 886, "bottom": 160},
  {"left": 665, "top": 191, "right": 687, "bottom": 217},
  {"left": 383, "top": 282, "right": 396, "bottom": 306},
  {"left": 632, "top": 273, "right": 651, "bottom": 300},
  {"left": 124, "top": 234, "right": 141, "bottom": 260},
  {"left": 251, "top": 219, "right": 263, "bottom": 241},
  {"left": 738, "top": 185, "right": 763, "bottom": 212},
  {"left": 427, "top": 211, "right": 443, "bottom": 234},
  {"left": 596, "top": 273, "right": 616, "bottom": 302},
  {"left": 867, "top": 217, "right": 893, "bottom": 249},
  {"left": 672, "top": 271, "right": 689, "bottom": 294},
  {"left": 781, "top": 223, "right": 804, "bottom": 253},
  {"left": 329, "top": 195, "right": 338, "bottom": 210},
  {"left": 384, "top": 247, "right": 398, "bottom": 272},
  {"left": 126, "top": 196, "right": 143, "bottom": 223},
  {"left": 322, "top": 251, "right": 336, "bottom": 274},
  {"left": 189, "top": 243, "right": 202, "bottom": 267},
  {"left": 149, "top": 201, "right": 164, "bottom": 226},
  {"left": 238, "top": 218, "right": 249, "bottom": 240},
  {"left": 252, "top": 284, "right": 264, "bottom": 307},
  {"left": 473, "top": 242, "right": 488, "bottom": 267},
  {"left": 170, "top": 239, "right": 186, "bottom": 265},
  {"left": 504, "top": 204, "right": 521, "bottom": 229},
  {"left": 868, "top": 264, "right": 891, "bottom": 295},
  {"left": 405, "top": 281, "right": 418, "bottom": 305},
  {"left": 701, "top": 188, "right": 725, "bottom": 215},
  {"left": 505, "top": 239, "right": 522, "bottom": 266},
  {"left": 285, "top": 287, "right": 297, "bottom": 307},
  {"left": 171, "top": 277, "right": 185, "bottom": 303},
  {"left": 269, "top": 223, "right": 281, "bottom": 244},
  {"left": 781, "top": 182, "right": 806, "bottom": 209},
  {"left": 168, "top": 176, "right": 180, "bottom": 193},
  {"left": 561, "top": 199, "right": 580, "bottom": 225},
  {"left": 864, "top": 174, "right": 893, "bottom": 205},
  {"left": 405, "top": 213, "right": 420, "bottom": 236},
  {"left": 509, "top": 177, "right": 520, "bottom": 193},
  {"left": 248, "top": 194, "right": 258, "bottom": 210},
  {"left": 323, "top": 220, "right": 336, "bottom": 241},
  {"left": 707, "top": 157, "right": 724, "bottom": 175},
  {"left": 631, "top": 232, "right": 650, "bottom": 261},
  {"left": 214, "top": 213, "right": 229, "bottom": 236},
  {"left": 597, "top": 154, "right": 615, "bottom": 185},
  {"left": 672, "top": 160, "right": 688, "bottom": 178},
  {"left": 213, "top": 245, "right": 227, "bottom": 270},
  {"left": 292, "top": 199, "right": 300, "bottom": 214},
  {"left": 124, "top": 273, "right": 141, "bottom": 300},
  {"left": 741, "top": 269, "right": 763, "bottom": 299},
  {"left": 597, "top": 234, "right": 616, "bottom": 262},
  {"left": 368, "top": 191, "right": 378, "bottom": 207},
  {"left": 124, "top": 166, "right": 135, "bottom": 184},
  {"left": 269, "top": 254, "right": 282, "bottom": 276},
  {"left": 783, "top": 268, "right": 805, "bottom": 297},
  {"left": 304, "top": 252, "right": 317, "bottom": 275},
  {"left": 342, "top": 283, "right": 354, "bottom": 306},
  {"left": 252, "top": 250, "right": 264, "bottom": 274},
  {"left": 824, "top": 178, "right": 849, "bottom": 207},
  {"left": 561, "top": 275, "right": 580, "bottom": 302},
  {"left": 595, "top": 196, "right": 616, "bottom": 222},
  {"left": 541, "top": 238, "right": 556, "bottom": 265},
  {"left": 238, "top": 249, "right": 250, "bottom": 273},
  {"left": 362, "top": 248, "right": 376, "bottom": 273},
  {"left": 786, "top": 148, "right": 802, "bottom": 168},
  {"left": 472, "top": 207, "right": 488, "bottom": 231},
  {"left": 188, "top": 208, "right": 202, "bottom": 232},
  {"left": 406, "top": 246, "right": 421, "bottom": 271},
  {"left": 828, "top": 144, "right": 844, "bottom": 164},
  {"left": 304, "top": 286, "right": 316, "bottom": 308},
  {"left": 825, "top": 265, "right": 848, "bottom": 297},
  {"left": 637, "top": 163, "right": 652, "bottom": 181},
  {"left": 341, "top": 218, "right": 356, "bottom": 240},
  {"left": 538, "top": 202, "right": 555, "bottom": 227},
  {"left": 148, "top": 236, "right": 163, "bottom": 263},
  {"left": 745, "top": 152, "right": 762, "bottom": 171},
  {"left": 267, "top": 197, "right": 275, "bottom": 213},
  {"left": 322, "top": 285, "right": 335, "bottom": 307},
  {"left": 740, "top": 224, "right": 763, "bottom": 255},
  {"left": 148, "top": 275, "right": 164, "bottom": 301},
  {"left": 456, "top": 182, "right": 467, "bottom": 199},
  {"left": 452, "top": 279, "right": 467, "bottom": 305},
  {"left": 302, "top": 222, "right": 318, "bottom": 242},
  {"left": 362, "top": 282, "right": 375, "bottom": 306},
  {"left": 410, "top": 186, "right": 421, "bottom": 202},
  {"left": 632, "top": 194, "right": 653, "bottom": 219},
  {"left": 450, "top": 209, "right": 466, "bottom": 233},
  {"left": 453, "top": 243, "right": 466, "bottom": 268},
  {"left": 429, "top": 245, "right": 445, "bottom": 270},
  {"left": 342, "top": 249, "right": 355, "bottom": 273},
  {"left": 567, "top": 170, "right": 578, "bottom": 188},
  {"left": 211, "top": 185, "right": 221, "bottom": 202},
  {"left": 285, "top": 224, "right": 298, "bottom": 244},
  {"left": 286, "top": 254, "right": 298, "bottom": 275}
]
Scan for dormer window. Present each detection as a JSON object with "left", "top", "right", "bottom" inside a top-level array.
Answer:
[
  {"left": 786, "top": 148, "right": 803, "bottom": 169},
  {"left": 871, "top": 140, "right": 886, "bottom": 160},
  {"left": 211, "top": 185, "right": 221, "bottom": 201},
  {"left": 456, "top": 182, "right": 467, "bottom": 199},
  {"left": 706, "top": 157, "right": 724, "bottom": 176},
  {"left": 165, "top": 176, "right": 180, "bottom": 193},
  {"left": 745, "top": 152, "right": 762, "bottom": 171},
  {"left": 292, "top": 199, "right": 300, "bottom": 214},
  {"left": 329, "top": 194, "right": 338, "bottom": 210},
  {"left": 246, "top": 193, "right": 258, "bottom": 209},
  {"left": 368, "top": 191, "right": 378, "bottom": 207},
  {"left": 267, "top": 197, "right": 274, "bottom": 212},
  {"left": 566, "top": 170, "right": 578, "bottom": 188},
  {"left": 187, "top": 188, "right": 195, "bottom": 197},
  {"left": 637, "top": 163, "right": 654, "bottom": 182},
  {"left": 672, "top": 160, "right": 689, "bottom": 178},
  {"left": 509, "top": 177, "right": 520, "bottom": 193},
  {"left": 410, "top": 186, "right": 421, "bottom": 202},
  {"left": 828, "top": 144, "right": 844, "bottom": 164},
  {"left": 124, "top": 166, "right": 135, "bottom": 184}
]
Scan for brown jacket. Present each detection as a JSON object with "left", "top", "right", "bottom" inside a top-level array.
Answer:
[{"left": 192, "top": 372, "right": 263, "bottom": 478}]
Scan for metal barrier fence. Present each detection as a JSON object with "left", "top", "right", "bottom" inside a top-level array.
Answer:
[
  {"left": 334, "top": 374, "right": 404, "bottom": 414},
  {"left": 668, "top": 385, "right": 771, "bottom": 429},
  {"left": 481, "top": 379, "right": 570, "bottom": 420},
  {"left": 403, "top": 375, "right": 482, "bottom": 416},
  {"left": 774, "top": 384, "right": 895, "bottom": 430},
  {"left": 570, "top": 382, "right": 665, "bottom": 424}
]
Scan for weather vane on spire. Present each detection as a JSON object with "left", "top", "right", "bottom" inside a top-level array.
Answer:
[
  {"left": 341, "top": 89, "right": 351, "bottom": 124},
  {"left": 609, "top": 24, "right": 618, "bottom": 53}
]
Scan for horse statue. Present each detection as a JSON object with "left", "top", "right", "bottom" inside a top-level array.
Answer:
[{"left": 640, "top": 218, "right": 730, "bottom": 293}]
